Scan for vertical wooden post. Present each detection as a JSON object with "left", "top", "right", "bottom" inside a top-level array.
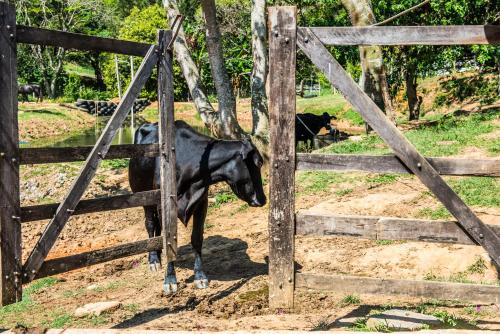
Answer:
[
  {"left": 158, "top": 30, "right": 177, "bottom": 263},
  {"left": 268, "top": 6, "right": 296, "bottom": 310},
  {"left": 0, "top": 1, "right": 22, "bottom": 306}
]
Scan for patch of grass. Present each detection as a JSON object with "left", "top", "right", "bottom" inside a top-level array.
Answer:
[
  {"left": 209, "top": 191, "right": 237, "bottom": 209},
  {"left": 319, "top": 134, "right": 388, "bottom": 155},
  {"left": 101, "top": 158, "right": 129, "bottom": 170},
  {"left": 417, "top": 206, "right": 452, "bottom": 220},
  {"left": 432, "top": 310, "right": 459, "bottom": 327},
  {"left": 237, "top": 285, "right": 269, "bottom": 302},
  {"left": 375, "top": 240, "right": 395, "bottom": 246},
  {"left": 124, "top": 303, "right": 140, "bottom": 314},
  {"left": 62, "top": 287, "right": 86, "bottom": 298},
  {"left": 340, "top": 294, "right": 361, "bottom": 306},
  {"left": 466, "top": 257, "right": 487, "bottom": 275},
  {"left": 42, "top": 312, "right": 74, "bottom": 328},
  {"left": 0, "top": 277, "right": 59, "bottom": 316},
  {"left": 335, "top": 188, "right": 353, "bottom": 197},
  {"left": 367, "top": 174, "right": 399, "bottom": 185},
  {"left": 448, "top": 176, "right": 500, "bottom": 207},
  {"left": 64, "top": 63, "right": 95, "bottom": 78},
  {"left": 297, "top": 171, "right": 349, "bottom": 194}
]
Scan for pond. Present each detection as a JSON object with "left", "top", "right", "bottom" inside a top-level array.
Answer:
[{"left": 22, "top": 115, "right": 210, "bottom": 148}]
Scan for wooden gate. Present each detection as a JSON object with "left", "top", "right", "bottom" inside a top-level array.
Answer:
[
  {"left": 268, "top": 6, "right": 500, "bottom": 309},
  {"left": 0, "top": 2, "right": 178, "bottom": 306}
]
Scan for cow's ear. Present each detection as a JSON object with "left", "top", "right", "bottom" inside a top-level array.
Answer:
[{"left": 240, "top": 138, "right": 253, "bottom": 160}]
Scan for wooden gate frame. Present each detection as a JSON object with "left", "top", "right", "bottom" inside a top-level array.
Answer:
[
  {"left": 0, "top": 2, "right": 177, "bottom": 306},
  {"left": 268, "top": 6, "right": 500, "bottom": 309}
]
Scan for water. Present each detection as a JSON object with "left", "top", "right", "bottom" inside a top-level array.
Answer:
[{"left": 22, "top": 115, "right": 211, "bottom": 148}]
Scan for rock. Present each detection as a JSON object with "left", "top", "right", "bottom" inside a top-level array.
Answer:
[
  {"left": 349, "top": 135, "right": 363, "bottom": 142},
  {"left": 86, "top": 284, "right": 100, "bottom": 291},
  {"left": 74, "top": 301, "right": 121, "bottom": 318},
  {"left": 366, "top": 309, "right": 441, "bottom": 331}
]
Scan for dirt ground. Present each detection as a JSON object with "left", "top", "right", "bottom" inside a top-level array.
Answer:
[
  {"left": 13, "top": 159, "right": 500, "bottom": 331},
  {"left": 9, "top": 96, "right": 500, "bottom": 331}
]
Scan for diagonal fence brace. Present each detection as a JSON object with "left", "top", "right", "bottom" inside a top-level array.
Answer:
[
  {"left": 296, "top": 27, "right": 500, "bottom": 269},
  {"left": 22, "top": 45, "right": 159, "bottom": 283}
]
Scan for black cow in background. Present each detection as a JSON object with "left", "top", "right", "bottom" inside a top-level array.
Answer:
[
  {"left": 296, "top": 112, "right": 336, "bottom": 148},
  {"left": 18, "top": 84, "right": 43, "bottom": 102},
  {"left": 129, "top": 121, "right": 266, "bottom": 294}
]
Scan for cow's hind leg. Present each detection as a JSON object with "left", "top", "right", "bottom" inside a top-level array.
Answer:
[
  {"left": 144, "top": 205, "right": 162, "bottom": 271},
  {"left": 192, "top": 193, "right": 209, "bottom": 289}
]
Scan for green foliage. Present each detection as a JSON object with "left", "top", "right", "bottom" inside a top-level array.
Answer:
[
  {"left": 340, "top": 294, "right": 361, "bottom": 306},
  {"left": 210, "top": 191, "right": 237, "bottom": 209},
  {"left": 0, "top": 277, "right": 58, "bottom": 316},
  {"left": 101, "top": 159, "right": 130, "bottom": 170},
  {"left": 432, "top": 310, "right": 458, "bottom": 327},
  {"left": 297, "top": 171, "right": 348, "bottom": 194},
  {"left": 375, "top": 240, "right": 395, "bottom": 246},
  {"left": 448, "top": 177, "right": 500, "bottom": 207},
  {"left": 417, "top": 206, "right": 452, "bottom": 220},
  {"left": 367, "top": 174, "right": 399, "bottom": 185}
]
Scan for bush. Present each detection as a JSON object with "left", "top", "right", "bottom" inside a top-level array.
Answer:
[{"left": 63, "top": 74, "right": 111, "bottom": 102}]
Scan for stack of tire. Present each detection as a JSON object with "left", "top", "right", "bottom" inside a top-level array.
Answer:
[{"left": 75, "top": 98, "right": 151, "bottom": 116}]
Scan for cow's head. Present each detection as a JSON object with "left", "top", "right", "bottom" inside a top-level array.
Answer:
[
  {"left": 223, "top": 139, "right": 266, "bottom": 207},
  {"left": 322, "top": 112, "right": 337, "bottom": 135}
]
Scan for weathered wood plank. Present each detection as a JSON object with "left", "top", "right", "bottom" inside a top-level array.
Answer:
[
  {"left": 20, "top": 144, "right": 160, "bottom": 165},
  {"left": 34, "top": 235, "right": 248, "bottom": 280},
  {"left": 307, "top": 25, "right": 500, "bottom": 46},
  {"left": 297, "top": 27, "right": 500, "bottom": 269},
  {"left": 158, "top": 30, "right": 178, "bottom": 262},
  {"left": 21, "top": 190, "right": 160, "bottom": 223},
  {"left": 22, "top": 45, "right": 158, "bottom": 283},
  {"left": 268, "top": 6, "right": 296, "bottom": 310},
  {"left": 34, "top": 237, "right": 163, "bottom": 280},
  {"left": 295, "top": 273, "right": 500, "bottom": 304},
  {"left": 16, "top": 25, "right": 151, "bottom": 56},
  {"left": 296, "top": 213, "right": 500, "bottom": 245},
  {"left": 0, "top": 2, "right": 22, "bottom": 306},
  {"left": 296, "top": 154, "right": 500, "bottom": 177}
]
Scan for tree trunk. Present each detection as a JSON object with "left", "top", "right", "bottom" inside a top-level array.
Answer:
[
  {"left": 406, "top": 69, "right": 422, "bottom": 121},
  {"left": 200, "top": 0, "right": 244, "bottom": 139},
  {"left": 250, "top": 0, "right": 269, "bottom": 145},
  {"left": 162, "top": 0, "right": 222, "bottom": 137},
  {"left": 90, "top": 52, "right": 106, "bottom": 90},
  {"left": 341, "top": 0, "right": 394, "bottom": 128}
]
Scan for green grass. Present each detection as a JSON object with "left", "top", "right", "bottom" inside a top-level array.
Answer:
[
  {"left": 320, "top": 109, "right": 499, "bottom": 157},
  {"left": 0, "top": 277, "right": 59, "bottom": 321},
  {"left": 209, "top": 191, "right": 237, "bottom": 209},
  {"left": 448, "top": 177, "right": 499, "bottom": 207},
  {"left": 18, "top": 108, "right": 69, "bottom": 122},
  {"left": 64, "top": 63, "right": 95, "bottom": 78},
  {"left": 367, "top": 174, "right": 399, "bottom": 185},
  {"left": 296, "top": 171, "right": 350, "bottom": 194},
  {"left": 101, "top": 158, "right": 130, "bottom": 170},
  {"left": 340, "top": 294, "right": 361, "bottom": 306},
  {"left": 417, "top": 206, "right": 452, "bottom": 220}
]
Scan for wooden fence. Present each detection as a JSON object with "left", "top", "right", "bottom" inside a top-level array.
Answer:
[
  {"left": 268, "top": 6, "right": 500, "bottom": 309},
  {"left": 0, "top": 2, "right": 177, "bottom": 306}
]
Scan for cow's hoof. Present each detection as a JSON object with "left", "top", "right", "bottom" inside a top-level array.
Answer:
[
  {"left": 163, "top": 275, "right": 178, "bottom": 294},
  {"left": 149, "top": 262, "right": 162, "bottom": 272},
  {"left": 194, "top": 278, "right": 209, "bottom": 289}
]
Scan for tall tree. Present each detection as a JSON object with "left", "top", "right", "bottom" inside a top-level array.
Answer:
[
  {"left": 200, "top": 0, "right": 244, "bottom": 139},
  {"left": 340, "top": 0, "right": 394, "bottom": 126},
  {"left": 17, "top": 0, "right": 110, "bottom": 98},
  {"left": 250, "top": 0, "right": 269, "bottom": 145},
  {"left": 162, "top": 0, "right": 222, "bottom": 136}
]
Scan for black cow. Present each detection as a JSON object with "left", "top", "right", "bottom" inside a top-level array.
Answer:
[
  {"left": 18, "top": 84, "right": 43, "bottom": 102},
  {"left": 129, "top": 121, "right": 266, "bottom": 293},
  {"left": 296, "top": 112, "right": 335, "bottom": 148}
]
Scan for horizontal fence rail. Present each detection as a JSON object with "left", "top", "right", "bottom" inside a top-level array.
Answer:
[
  {"left": 296, "top": 154, "right": 500, "bottom": 177},
  {"left": 21, "top": 190, "right": 160, "bottom": 223},
  {"left": 296, "top": 213, "right": 500, "bottom": 245},
  {"left": 295, "top": 273, "right": 500, "bottom": 304},
  {"left": 305, "top": 25, "right": 500, "bottom": 46},
  {"left": 16, "top": 25, "right": 151, "bottom": 56},
  {"left": 20, "top": 144, "right": 159, "bottom": 165},
  {"left": 34, "top": 236, "right": 246, "bottom": 280}
]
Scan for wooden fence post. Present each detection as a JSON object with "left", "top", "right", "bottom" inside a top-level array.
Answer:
[
  {"left": 0, "top": 1, "right": 22, "bottom": 305},
  {"left": 268, "top": 6, "right": 297, "bottom": 310},
  {"left": 158, "top": 30, "right": 177, "bottom": 263}
]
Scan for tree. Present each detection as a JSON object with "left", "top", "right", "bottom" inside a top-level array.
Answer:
[
  {"left": 16, "top": 0, "right": 112, "bottom": 98},
  {"left": 250, "top": 0, "right": 269, "bottom": 144},
  {"left": 340, "top": 0, "right": 394, "bottom": 127},
  {"left": 200, "top": 0, "right": 244, "bottom": 139}
]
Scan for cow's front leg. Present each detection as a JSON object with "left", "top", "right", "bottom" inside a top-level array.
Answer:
[
  {"left": 163, "top": 261, "right": 178, "bottom": 294},
  {"left": 192, "top": 193, "right": 208, "bottom": 289},
  {"left": 144, "top": 206, "right": 162, "bottom": 271}
]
